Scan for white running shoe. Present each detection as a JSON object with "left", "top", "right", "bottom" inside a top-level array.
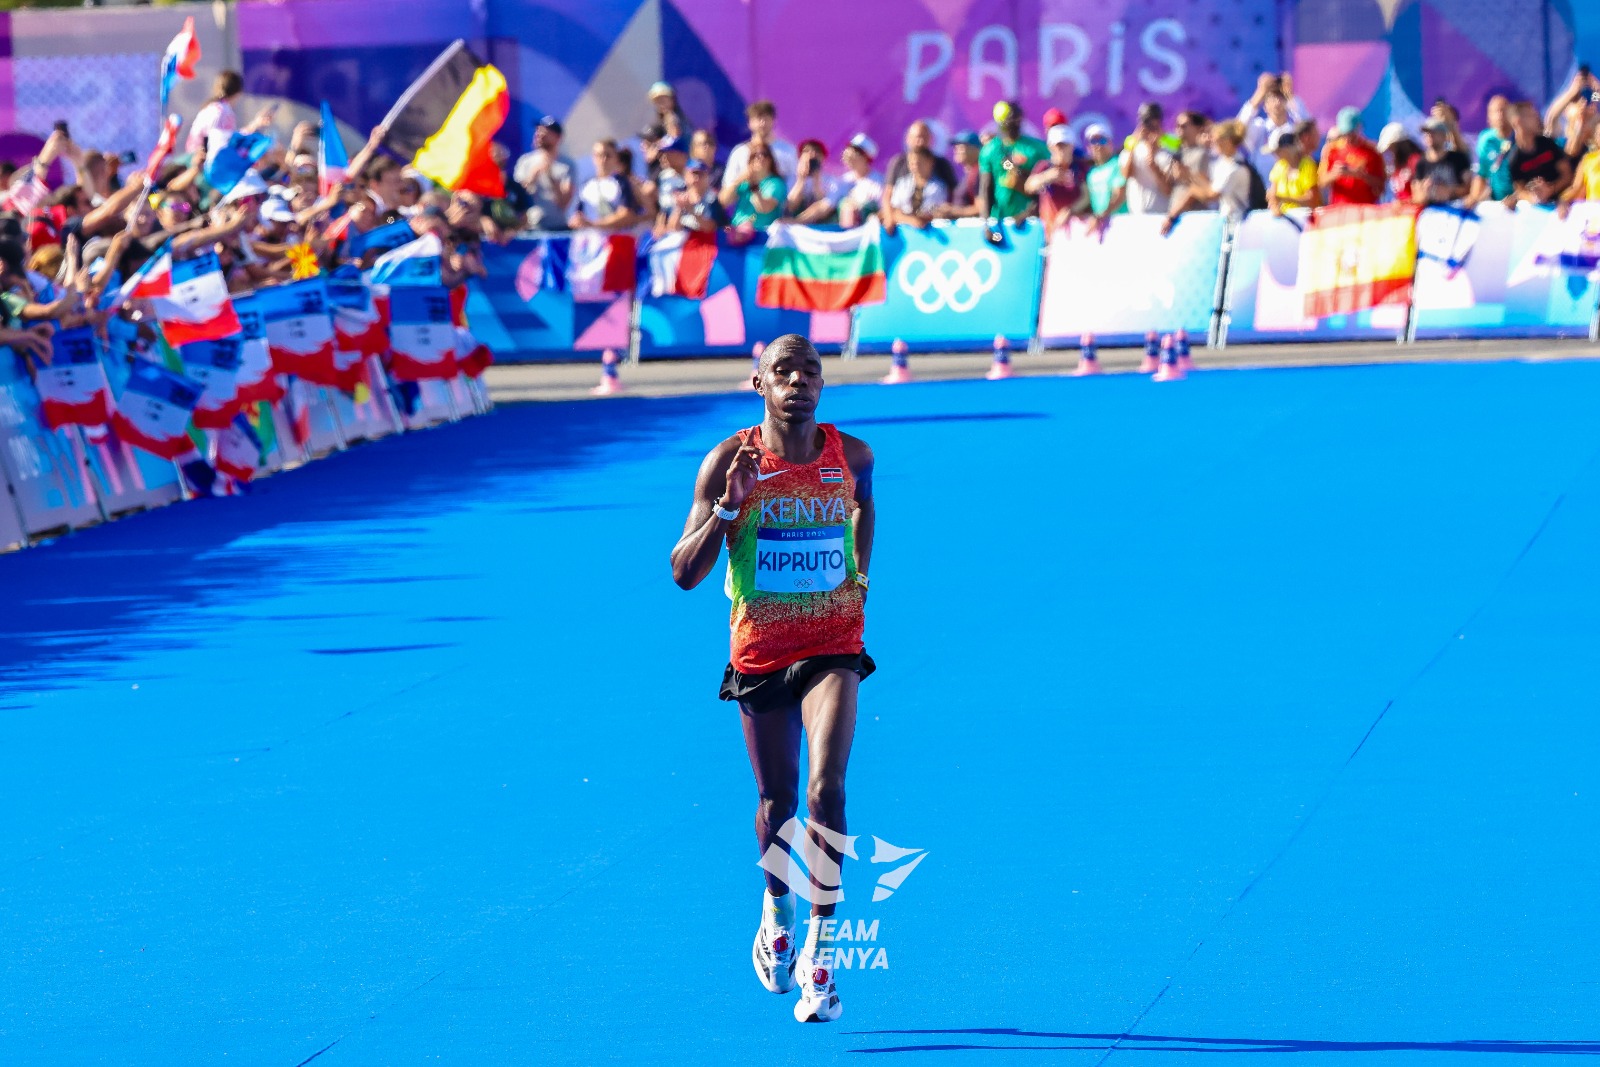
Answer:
[
  {"left": 752, "top": 922, "right": 797, "bottom": 993},
  {"left": 793, "top": 956, "right": 843, "bottom": 1023}
]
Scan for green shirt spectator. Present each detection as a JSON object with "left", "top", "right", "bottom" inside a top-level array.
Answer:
[
  {"left": 731, "top": 174, "right": 786, "bottom": 229},
  {"left": 1476, "top": 128, "right": 1514, "bottom": 201},
  {"left": 978, "top": 133, "right": 1050, "bottom": 219},
  {"left": 1087, "top": 154, "right": 1127, "bottom": 216}
]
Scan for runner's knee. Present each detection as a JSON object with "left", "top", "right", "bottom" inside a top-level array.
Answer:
[
  {"left": 806, "top": 778, "right": 845, "bottom": 820},
  {"left": 759, "top": 788, "right": 798, "bottom": 824}
]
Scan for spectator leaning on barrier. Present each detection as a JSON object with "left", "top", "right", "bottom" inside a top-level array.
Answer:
[
  {"left": 1377, "top": 122, "right": 1421, "bottom": 203},
  {"left": 1267, "top": 128, "right": 1320, "bottom": 213},
  {"left": 664, "top": 159, "right": 730, "bottom": 232},
  {"left": 1160, "top": 119, "right": 1253, "bottom": 235},
  {"left": 883, "top": 146, "right": 948, "bottom": 233},
  {"left": 651, "top": 136, "right": 692, "bottom": 236},
  {"left": 570, "top": 139, "right": 643, "bottom": 230},
  {"left": 977, "top": 100, "right": 1049, "bottom": 224},
  {"left": 1121, "top": 103, "right": 1175, "bottom": 215},
  {"left": 1470, "top": 95, "right": 1516, "bottom": 206},
  {"left": 1238, "top": 72, "right": 1304, "bottom": 179},
  {"left": 942, "top": 129, "right": 983, "bottom": 214},
  {"left": 884, "top": 121, "right": 959, "bottom": 194},
  {"left": 1319, "top": 107, "right": 1385, "bottom": 205},
  {"left": 722, "top": 100, "right": 797, "bottom": 194},
  {"left": 1024, "top": 125, "right": 1086, "bottom": 236},
  {"left": 786, "top": 138, "right": 835, "bottom": 224},
  {"left": 831, "top": 134, "right": 884, "bottom": 228},
  {"left": 1413, "top": 117, "right": 1472, "bottom": 204},
  {"left": 513, "top": 116, "right": 575, "bottom": 231},
  {"left": 1083, "top": 124, "right": 1127, "bottom": 221},
  {"left": 1506, "top": 100, "right": 1573, "bottom": 207},
  {"left": 720, "top": 140, "right": 786, "bottom": 230}
]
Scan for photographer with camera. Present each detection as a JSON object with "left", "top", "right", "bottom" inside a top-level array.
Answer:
[
  {"left": 785, "top": 139, "right": 836, "bottom": 224},
  {"left": 1237, "top": 72, "right": 1304, "bottom": 180}
]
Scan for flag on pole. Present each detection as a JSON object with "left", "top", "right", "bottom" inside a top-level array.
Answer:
[
  {"left": 318, "top": 101, "right": 349, "bottom": 197},
  {"left": 204, "top": 129, "right": 273, "bottom": 197},
  {"left": 105, "top": 242, "right": 173, "bottom": 311},
  {"left": 756, "top": 222, "right": 887, "bottom": 311},
  {"left": 1299, "top": 202, "right": 1421, "bottom": 319},
  {"left": 561, "top": 230, "right": 637, "bottom": 301},
  {"left": 149, "top": 252, "right": 241, "bottom": 346},
  {"left": 160, "top": 17, "right": 201, "bottom": 116},
  {"left": 145, "top": 115, "right": 182, "bottom": 181},
  {"left": 380, "top": 40, "right": 509, "bottom": 197},
  {"left": 649, "top": 229, "right": 718, "bottom": 299},
  {"left": 111, "top": 359, "right": 204, "bottom": 459},
  {"left": 34, "top": 327, "right": 113, "bottom": 429}
]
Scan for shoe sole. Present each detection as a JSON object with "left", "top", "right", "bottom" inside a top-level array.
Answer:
[
  {"left": 753, "top": 930, "right": 796, "bottom": 994},
  {"left": 795, "top": 995, "right": 843, "bottom": 1023}
]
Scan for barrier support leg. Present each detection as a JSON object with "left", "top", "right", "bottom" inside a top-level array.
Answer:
[
  {"left": 842, "top": 308, "right": 860, "bottom": 361},
  {"left": 1027, "top": 240, "right": 1049, "bottom": 358},
  {"left": 0, "top": 441, "right": 32, "bottom": 544},
  {"left": 626, "top": 291, "right": 643, "bottom": 365},
  {"left": 323, "top": 390, "right": 351, "bottom": 446},
  {"left": 70, "top": 427, "right": 112, "bottom": 523},
  {"left": 1400, "top": 249, "right": 1421, "bottom": 345},
  {"left": 1210, "top": 221, "right": 1237, "bottom": 349}
]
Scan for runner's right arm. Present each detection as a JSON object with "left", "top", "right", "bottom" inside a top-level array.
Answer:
[{"left": 671, "top": 437, "right": 761, "bottom": 589}]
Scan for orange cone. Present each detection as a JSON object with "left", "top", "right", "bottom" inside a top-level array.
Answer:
[
  {"left": 1071, "top": 332, "right": 1102, "bottom": 376},
  {"left": 1152, "top": 334, "right": 1186, "bottom": 382},
  {"left": 591, "top": 349, "right": 626, "bottom": 396},
  {"left": 986, "top": 334, "right": 1014, "bottom": 380},
  {"left": 1138, "top": 330, "right": 1160, "bottom": 374},
  {"left": 1175, "top": 328, "right": 1193, "bottom": 372}
]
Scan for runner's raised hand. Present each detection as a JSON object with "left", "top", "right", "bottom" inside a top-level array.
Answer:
[{"left": 722, "top": 444, "right": 762, "bottom": 509}]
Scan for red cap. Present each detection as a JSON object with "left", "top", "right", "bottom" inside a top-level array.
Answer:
[{"left": 1042, "top": 107, "right": 1069, "bottom": 130}]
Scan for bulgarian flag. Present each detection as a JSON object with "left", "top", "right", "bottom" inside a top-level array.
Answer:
[
  {"left": 1300, "top": 202, "right": 1422, "bottom": 319},
  {"left": 757, "top": 222, "right": 886, "bottom": 311},
  {"left": 649, "top": 229, "right": 718, "bottom": 299}
]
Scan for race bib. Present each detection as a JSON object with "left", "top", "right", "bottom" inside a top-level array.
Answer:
[{"left": 755, "top": 526, "right": 847, "bottom": 593}]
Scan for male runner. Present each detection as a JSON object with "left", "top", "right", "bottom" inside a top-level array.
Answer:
[{"left": 670, "top": 333, "right": 875, "bottom": 1023}]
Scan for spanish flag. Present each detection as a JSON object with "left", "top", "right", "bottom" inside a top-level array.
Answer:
[
  {"left": 382, "top": 40, "right": 509, "bottom": 198},
  {"left": 1299, "top": 202, "right": 1422, "bottom": 319}
]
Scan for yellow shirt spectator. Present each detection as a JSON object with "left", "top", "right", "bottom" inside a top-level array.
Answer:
[
  {"left": 1572, "top": 150, "right": 1600, "bottom": 202},
  {"left": 1269, "top": 156, "right": 1319, "bottom": 207}
]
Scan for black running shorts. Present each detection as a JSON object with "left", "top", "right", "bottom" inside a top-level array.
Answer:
[{"left": 719, "top": 651, "right": 876, "bottom": 713}]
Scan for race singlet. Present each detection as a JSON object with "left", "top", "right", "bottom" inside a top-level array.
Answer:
[{"left": 725, "top": 424, "right": 865, "bottom": 674}]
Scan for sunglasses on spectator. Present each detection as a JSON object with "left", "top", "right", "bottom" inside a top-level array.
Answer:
[
  {"left": 160, "top": 201, "right": 193, "bottom": 216},
  {"left": 750, "top": 152, "right": 772, "bottom": 160},
  {"left": 1087, "top": 136, "right": 1109, "bottom": 145}
]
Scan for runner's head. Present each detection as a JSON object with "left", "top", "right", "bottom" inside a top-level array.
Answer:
[{"left": 756, "top": 334, "right": 822, "bottom": 424}]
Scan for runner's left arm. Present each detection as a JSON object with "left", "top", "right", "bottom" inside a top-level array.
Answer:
[{"left": 843, "top": 434, "right": 875, "bottom": 581}]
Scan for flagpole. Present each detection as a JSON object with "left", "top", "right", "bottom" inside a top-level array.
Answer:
[{"left": 379, "top": 39, "right": 469, "bottom": 137}]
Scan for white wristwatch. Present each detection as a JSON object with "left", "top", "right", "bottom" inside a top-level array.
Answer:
[{"left": 713, "top": 501, "right": 739, "bottom": 521}]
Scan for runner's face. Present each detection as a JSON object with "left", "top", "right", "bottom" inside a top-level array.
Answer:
[{"left": 760, "top": 349, "right": 823, "bottom": 422}]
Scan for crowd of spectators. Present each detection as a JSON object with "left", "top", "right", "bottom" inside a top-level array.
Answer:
[
  {"left": 0, "top": 68, "right": 503, "bottom": 365},
  {"left": 503, "top": 69, "right": 1600, "bottom": 246}
]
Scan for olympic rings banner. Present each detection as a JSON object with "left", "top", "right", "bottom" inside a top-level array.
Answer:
[
  {"left": 855, "top": 219, "right": 1045, "bottom": 351},
  {"left": 1039, "top": 213, "right": 1226, "bottom": 343}
]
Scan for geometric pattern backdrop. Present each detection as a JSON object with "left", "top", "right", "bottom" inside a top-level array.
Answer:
[{"left": 0, "top": 0, "right": 1592, "bottom": 170}]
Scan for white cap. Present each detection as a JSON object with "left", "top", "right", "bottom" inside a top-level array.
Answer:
[
  {"left": 1047, "top": 124, "right": 1077, "bottom": 148},
  {"left": 1083, "top": 123, "right": 1111, "bottom": 143},
  {"left": 1376, "top": 121, "right": 1410, "bottom": 152},
  {"left": 222, "top": 170, "right": 269, "bottom": 202},
  {"left": 846, "top": 133, "right": 878, "bottom": 159},
  {"left": 260, "top": 197, "right": 295, "bottom": 223}
]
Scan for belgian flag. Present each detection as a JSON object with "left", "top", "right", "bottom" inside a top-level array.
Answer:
[{"left": 382, "top": 40, "right": 509, "bottom": 198}]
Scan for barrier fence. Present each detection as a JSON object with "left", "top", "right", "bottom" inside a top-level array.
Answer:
[
  {"left": 0, "top": 269, "right": 494, "bottom": 554},
  {"left": 467, "top": 205, "right": 1600, "bottom": 364}
]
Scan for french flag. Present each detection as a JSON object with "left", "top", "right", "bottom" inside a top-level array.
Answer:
[
  {"left": 369, "top": 231, "right": 442, "bottom": 288},
  {"left": 214, "top": 413, "right": 263, "bottom": 483},
  {"left": 111, "top": 359, "right": 203, "bottom": 459},
  {"left": 328, "top": 274, "right": 387, "bottom": 392},
  {"left": 565, "top": 230, "right": 637, "bottom": 302},
  {"left": 179, "top": 335, "right": 244, "bottom": 429},
  {"left": 106, "top": 244, "right": 173, "bottom": 311},
  {"left": 150, "top": 252, "right": 241, "bottom": 346},
  {"left": 229, "top": 292, "right": 284, "bottom": 404},
  {"left": 35, "top": 327, "right": 113, "bottom": 429},
  {"left": 160, "top": 16, "right": 201, "bottom": 115},
  {"left": 318, "top": 101, "right": 348, "bottom": 197},
  {"left": 260, "top": 277, "right": 339, "bottom": 386},
  {"left": 385, "top": 286, "right": 458, "bottom": 381}
]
